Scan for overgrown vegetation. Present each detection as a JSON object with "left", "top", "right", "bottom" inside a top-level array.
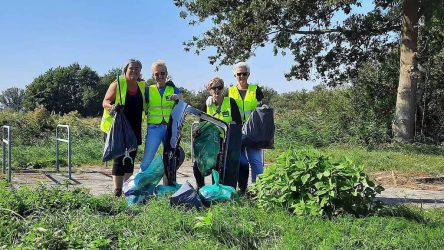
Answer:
[
  {"left": 1, "top": 101, "right": 444, "bottom": 173},
  {"left": 0, "top": 181, "right": 443, "bottom": 249},
  {"left": 252, "top": 148, "right": 384, "bottom": 217}
]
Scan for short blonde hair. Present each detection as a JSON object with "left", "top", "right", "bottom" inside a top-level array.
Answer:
[
  {"left": 151, "top": 60, "right": 168, "bottom": 73},
  {"left": 207, "top": 77, "right": 224, "bottom": 90},
  {"left": 232, "top": 62, "right": 250, "bottom": 75}
]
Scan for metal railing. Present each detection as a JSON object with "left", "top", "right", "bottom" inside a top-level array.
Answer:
[
  {"left": 2, "top": 125, "right": 11, "bottom": 183},
  {"left": 56, "top": 125, "right": 72, "bottom": 179}
]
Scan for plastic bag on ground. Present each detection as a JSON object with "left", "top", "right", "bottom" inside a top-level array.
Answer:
[
  {"left": 154, "top": 183, "right": 182, "bottom": 197},
  {"left": 170, "top": 181, "right": 203, "bottom": 210},
  {"left": 103, "top": 111, "right": 138, "bottom": 162},
  {"left": 192, "top": 121, "right": 221, "bottom": 176},
  {"left": 198, "top": 170, "right": 239, "bottom": 204},
  {"left": 123, "top": 155, "right": 164, "bottom": 202},
  {"left": 242, "top": 105, "right": 275, "bottom": 149}
]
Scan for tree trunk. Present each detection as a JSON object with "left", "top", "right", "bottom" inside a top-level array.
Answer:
[{"left": 392, "top": 0, "right": 420, "bottom": 142}]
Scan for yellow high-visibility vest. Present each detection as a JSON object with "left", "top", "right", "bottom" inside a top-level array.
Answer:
[
  {"left": 147, "top": 85, "right": 175, "bottom": 124},
  {"left": 100, "top": 76, "right": 146, "bottom": 133},
  {"left": 228, "top": 84, "right": 257, "bottom": 122},
  {"left": 206, "top": 97, "right": 232, "bottom": 123}
]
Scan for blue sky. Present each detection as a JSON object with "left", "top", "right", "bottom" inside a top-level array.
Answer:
[{"left": 0, "top": 0, "right": 319, "bottom": 93}]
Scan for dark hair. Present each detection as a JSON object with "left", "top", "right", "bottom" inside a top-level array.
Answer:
[{"left": 123, "top": 59, "right": 142, "bottom": 75}]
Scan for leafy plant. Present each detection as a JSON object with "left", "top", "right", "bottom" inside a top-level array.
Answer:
[
  {"left": 252, "top": 148, "right": 384, "bottom": 217},
  {"left": 193, "top": 210, "right": 213, "bottom": 229}
]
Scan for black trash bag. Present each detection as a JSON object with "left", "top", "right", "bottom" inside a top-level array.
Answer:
[
  {"left": 103, "top": 111, "right": 138, "bottom": 162},
  {"left": 242, "top": 105, "right": 275, "bottom": 149},
  {"left": 170, "top": 181, "right": 203, "bottom": 210}
]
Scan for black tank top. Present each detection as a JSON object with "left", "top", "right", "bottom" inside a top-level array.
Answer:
[{"left": 123, "top": 88, "right": 143, "bottom": 145}]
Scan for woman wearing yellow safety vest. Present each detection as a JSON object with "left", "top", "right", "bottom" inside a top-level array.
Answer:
[
  {"left": 139, "top": 60, "right": 181, "bottom": 171},
  {"left": 101, "top": 59, "right": 146, "bottom": 197},
  {"left": 194, "top": 77, "right": 242, "bottom": 189},
  {"left": 227, "top": 62, "right": 265, "bottom": 194}
]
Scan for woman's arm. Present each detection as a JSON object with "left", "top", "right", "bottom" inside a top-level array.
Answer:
[{"left": 102, "top": 81, "right": 117, "bottom": 110}]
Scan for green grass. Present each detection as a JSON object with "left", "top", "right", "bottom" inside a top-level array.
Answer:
[
  {"left": 0, "top": 182, "right": 443, "bottom": 249},
  {"left": 322, "top": 144, "right": 444, "bottom": 174},
  {"left": 4, "top": 138, "right": 444, "bottom": 176},
  {"left": 265, "top": 144, "right": 444, "bottom": 174},
  {"left": 8, "top": 138, "right": 104, "bottom": 170}
]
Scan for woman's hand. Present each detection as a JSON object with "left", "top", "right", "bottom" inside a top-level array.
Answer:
[{"left": 206, "top": 96, "right": 215, "bottom": 106}]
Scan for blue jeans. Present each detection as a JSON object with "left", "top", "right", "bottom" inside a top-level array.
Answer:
[
  {"left": 239, "top": 147, "right": 263, "bottom": 183},
  {"left": 140, "top": 124, "right": 167, "bottom": 171}
]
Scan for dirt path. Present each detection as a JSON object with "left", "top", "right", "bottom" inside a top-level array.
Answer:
[{"left": 5, "top": 161, "right": 444, "bottom": 208}]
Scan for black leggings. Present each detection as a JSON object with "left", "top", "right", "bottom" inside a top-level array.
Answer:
[{"left": 112, "top": 150, "right": 138, "bottom": 176}]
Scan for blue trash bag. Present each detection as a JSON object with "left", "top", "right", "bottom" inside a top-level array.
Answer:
[
  {"left": 123, "top": 155, "right": 164, "bottom": 203},
  {"left": 126, "top": 194, "right": 146, "bottom": 206},
  {"left": 154, "top": 183, "right": 182, "bottom": 197},
  {"left": 198, "top": 170, "right": 239, "bottom": 203},
  {"left": 126, "top": 188, "right": 156, "bottom": 206}
]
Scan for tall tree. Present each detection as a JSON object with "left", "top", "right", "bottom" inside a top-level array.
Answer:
[
  {"left": 0, "top": 87, "right": 25, "bottom": 111},
  {"left": 392, "top": 0, "right": 419, "bottom": 142},
  {"left": 23, "top": 63, "right": 100, "bottom": 116},
  {"left": 175, "top": 0, "right": 436, "bottom": 142}
]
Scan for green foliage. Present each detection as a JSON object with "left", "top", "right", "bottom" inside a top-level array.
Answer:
[
  {"left": 350, "top": 51, "right": 399, "bottom": 144},
  {"left": 0, "top": 108, "right": 102, "bottom": 169},
  {"left": 23, "top": 63, "right": 102, "bottom": 116},
  {"left": 175, "top": 0, "right": 403, "bottom": 84},
  {"left": 0, "top": 107, "right": 100, "bottom": 145},
  {"left": 180, "top": 86, "right": 209, "bottom": 111},
  {"left": 1, "top": 181, "right": 444, "bottom": 249},
  {"left": 0, "top": 87, "right": 25, "bottom": 111},
  {"left": 252, "top": 148, "right": 384, "bottom": 217}
]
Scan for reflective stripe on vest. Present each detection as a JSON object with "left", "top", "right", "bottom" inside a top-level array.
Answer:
[
  {"left": 100, "top": 76, "right": 146, "bottom": 133},
  {"left": 206, "top": 97, "right": 232, "bottom": 123},
  {"left": 147, "top": 85, "right": 175, "bottom": 124},
  {"left": 228, "top": 84, "right": 257, "bottom": 122}
]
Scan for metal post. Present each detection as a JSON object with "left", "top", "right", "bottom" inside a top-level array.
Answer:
[
  {"left": 2, "top": 126, "right": 11, "bottom": 183},
  {"left": 56, "top": 125, "right": 72, "bottom": 179},
  {"left": 55, "top": 126, "right": 59, "bottom": 172},
  {"left": 7, "top": 128, "right": 11, "bottom": 183},
  {"left": 1, "top": 131, "right": 4, "bottom": 175},
  {"left": 68, "top": 126, "right": 71, "bottom": 179}
]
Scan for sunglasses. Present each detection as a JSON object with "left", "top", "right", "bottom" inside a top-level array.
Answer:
[
  {"left": 211, "top": 85, "right": 224, "bottom": 91},
  {"left": 154, "top": 72, "right": 166, "bottom": 77},
  {"left": 236, "top": 72, "right": 249, "bottom": 77}
]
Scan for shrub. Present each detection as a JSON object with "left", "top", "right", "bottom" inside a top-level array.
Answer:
[{"left": 251, "top": 148, "right": 384, "bottom": 217}]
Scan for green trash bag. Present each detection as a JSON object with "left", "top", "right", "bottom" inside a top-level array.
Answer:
[
  {"left": 193, "top": 121, "right": 221, "bottom": 176},
  {"left": 123, "top": 155, "right": 164, "bottom": 198},
  {"left": 198, "top": 170, "right": 239, "bottom": 203},
  {"left": 154, "top": 183, "right": 182, "bottom": 197}
]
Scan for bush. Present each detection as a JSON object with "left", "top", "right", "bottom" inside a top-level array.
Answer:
[{"left": 251, "top": 148, "right": 384, "bottom": 217}]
